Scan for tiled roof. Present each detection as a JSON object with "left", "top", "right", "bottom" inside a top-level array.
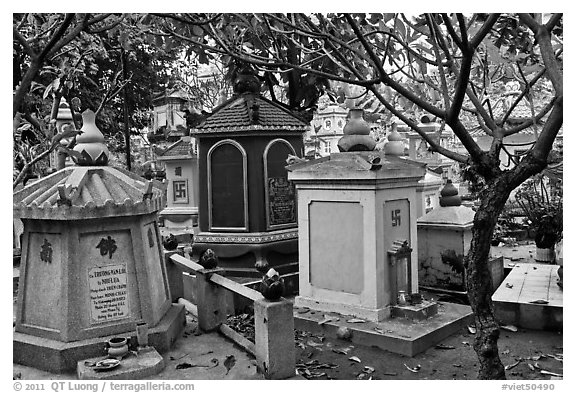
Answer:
[
  {"left": 157, "top": 139, "right": 192, "bottom": 159},
  {"left": 191, "top": 93, "right": 309, "bottom": 135},
  {"left": 13, "top": 166, "right": 165, "bottom": 220}
]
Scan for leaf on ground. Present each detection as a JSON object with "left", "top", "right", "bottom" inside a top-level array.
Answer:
[
  {"left": 505, "top": 360, "right": 521, "bottom": 370},
  {"left": 501, "top": 325, "right": 518, "bottom": 332},
  {"left": 176, "top": 362, "right": 193, "bottom": 369},
  {"left": 318, "top": 318, "right": 333, "bottom": 326},
  {"left": 224, "top": 355, "right": 236, "bottom": 375},
  {"left": 528, "top": 363, "right": 536, "bottom": 371},
  {"left": 404, "top": 363, "right": 421, "bottom": 373},
  {"left": 541, "top": 370, "right": 563, "bottom": 377},
  {"left": 356, "top": 372, "right": 367, "bottom": 379},
  {"left": 435, "top": 344, "right": 455, "bottom": 350},
  {"left": 349, "top": 356, "right": 362, "bottom": 363},
  {"left": 502, "top": 349, "right": 510, "bottom": 355},
  {"left": 373, "top": 327, "right": 385, "bottom": 334},
  {"left": 467, "top": 325, "right": 477, "bottom": 334},
  {"left": 364, "top": 366, "right": 375, "bottom": 374},
  {"left": 462, "top": 341, "right": 470, "bottom": 346},
  {"left": 297, "top": 308, "right": 310, "bottom": 314},
  {"left": 506, "top": 283, "right": 514, "bottom": 288},
  {"left": 529, "top": 300, "right": 549, "bottom": 304},
  {"left": 347, "top": 318, "right": 366, "bottom": 323},
  {"left": 453, "top": 364, "right": 462, "bottom": 368},
  {"left": 383, "top": 372, "right": 398, "bottom": 376},
  {"left": 307, "top": 340, "right": 324, "bottom": 347},
  {"left": 332, "top": 347, "right": 353, "bottom": 355}
]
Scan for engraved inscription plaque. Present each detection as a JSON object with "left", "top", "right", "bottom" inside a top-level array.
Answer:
[{"left": 88, "top": 264, "right": 129, "bottom": 324}]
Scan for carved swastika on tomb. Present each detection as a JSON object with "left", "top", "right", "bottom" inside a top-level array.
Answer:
[
  {"left": 173, "top": 180, "right": 187, "bottom": 202},
  {"left": 391, "top": 209, "right": 402, "bottom": 227}
]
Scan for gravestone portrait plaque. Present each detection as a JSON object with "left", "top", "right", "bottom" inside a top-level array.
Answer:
[{"left": 88, "top": 264, "right": 129, "bottom": 323}]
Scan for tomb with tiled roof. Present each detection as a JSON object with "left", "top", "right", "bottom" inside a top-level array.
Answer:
[{"left": 190, "top": 66, "right": 308, "bottom": 279}]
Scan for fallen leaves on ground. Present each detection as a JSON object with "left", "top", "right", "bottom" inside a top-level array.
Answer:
[
  {"left": 501, "top": 325, "right": 518, "bottom": 332},
  {"left": 227, "top": 314, "right": 255, "bottom": 342},
  {"left": 349, "top": 356, "right": 362, "bottom": 363},
  {"left": 347, "top": 318, "right": 366, "bottom": 323},
  {"left": 404, "top": 363, "right": 421, "bottom": 373},
  {"left": 224, "top": 355, "right": 236, "bottom": 375},
  {"left": 176, "top": 358, "right": 219, "bottom": 370},
  {"left": 435, "top": 344, "right": 455, "bottom": 350},
  {"left": 540, "top": 370, "right": 562, "bottom": 377},
  {"left": 296, "top": 359, "right": 338, "bottom": 379},
  {"left": 505, "top": 360, "right": 521, "bottom": 370}
]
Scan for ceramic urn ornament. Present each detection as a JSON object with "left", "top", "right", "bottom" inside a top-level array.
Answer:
[
  {"left": 73, "top": 109, "right": 110, "bottom": 165},
  {"left": 260, "top": 268, "right": 285, "bottom": 301},
  {"left": 199, "top": 249, "right": 218, "bottom": 269}
]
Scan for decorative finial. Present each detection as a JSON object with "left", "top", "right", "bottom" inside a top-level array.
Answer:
[
  {"left": 260, "top": 268, "right": 285, "bottom": 301},
  {"left": 73, "top": 110, "right": 110, "bottom": 166},
  {"left": 337, "top": 108, "right": 376, "bottom": 152},
  {"left": 439, "top": 180, "right": 461, "bottom": 207},
  {"left": 384, "top": 123, "right": 404, "bottom": 156},
  {"left": 233, "top": 66, "right": 261, "bottom": 94}
]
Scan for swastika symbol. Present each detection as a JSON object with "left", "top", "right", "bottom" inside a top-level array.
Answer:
[{"left": 174, "top": 181, "right": 187, "bottom": 199}]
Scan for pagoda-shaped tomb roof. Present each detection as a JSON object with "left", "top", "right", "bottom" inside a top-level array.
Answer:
[
  {"left": 13, "top": 166, "right": 165, "bottom": 220},
  {"left": 191, "top": 93, "right": 309, "bottom": 135}
]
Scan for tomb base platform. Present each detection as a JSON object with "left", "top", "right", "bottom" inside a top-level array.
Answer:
[
  {"left": 77, "top": 347, "right": 165, "bottom": 380},
  {"left": 391, "top": 300, "right": 438, "bottom": 320},
  {"left": 294, "top": 301, "right": 473, "bottom": 357},
  {"left": 13, "top": 304, "right": 185, "bottom": 373},
  {"left": 492, "top": 263, "right": 562, "bottom": 330},
  {"left": 191, "top": 229, "right": 298, "bottom": 277},
  {"left": 295, "top": 295, "right": 391, "bottom": 322}
]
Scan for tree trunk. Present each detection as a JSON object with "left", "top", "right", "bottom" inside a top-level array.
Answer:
[{"left": 465, "top": 180, "right": 511, "bottom": 379}]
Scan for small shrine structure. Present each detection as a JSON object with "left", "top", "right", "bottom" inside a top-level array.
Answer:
[
  {"left": 190, "top": 67, "right": 308, "bottom": 276},
  {"left": 417, "top": 180, "right": 504, "bottom": 293},
  {"left": 157, "top": 136, "right": 199, "bottom": 233},
  {"left": 13, "top": 110, "right": 184, "bottom": 373}
]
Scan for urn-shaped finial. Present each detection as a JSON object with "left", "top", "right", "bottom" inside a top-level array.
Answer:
[
  {"left": 439, "top": 180, "right": 461, "bottom": 207},
  {"left": 73, "top": 110, "right": 110, "bottom": 166},
  {"left": 337, "top": 108, "right": 376, "bottom": 152},
  {"left": 384, "top": 123, "right": 405, "bottom": 156},
  {"left": 199, "top": 249, "right": 219, "bottom": 269},
  {"left": 233, "top": 66, "right": 261, "bottom": 95},
  {"left": 260, "top": 268, "right": 285, "bottom": 301}
]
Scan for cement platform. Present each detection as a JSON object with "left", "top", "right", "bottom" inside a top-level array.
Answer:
[
  {"left": 294, "top": 301, "right": 473, "bottom": 357},
  {"left": 492, "top": 263, "right": 562, "bottom": 330}
]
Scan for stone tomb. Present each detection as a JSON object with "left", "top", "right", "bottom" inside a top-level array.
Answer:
[
  {"left": 190, "top": 68, "right": 308, "bottom": 277},
  {"left": 288, "top": 151, "right": 427, "bottom": 321},
  {"left": 157, "top": 136, "right": 199, "bottom": 233},
  {"left": 13, "top": 110, "right": 184, "bottom": 373},
  {"left": 288, "top": 150, "right": 473, "bottom": 355},
  {"left": 417, "top": 181, "right": 504, "bottom": 293}
]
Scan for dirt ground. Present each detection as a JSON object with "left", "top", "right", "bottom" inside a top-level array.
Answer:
[{"left": 293, "top": 324, "right": 563, "bottom": 380}]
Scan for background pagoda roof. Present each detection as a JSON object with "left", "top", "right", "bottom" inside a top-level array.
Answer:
[
  {"left": 191, "top": 93, "right": 309, "bottom": 135},
  {"left": 157, "top": 139, "right": 194, "bottom": 160}
]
